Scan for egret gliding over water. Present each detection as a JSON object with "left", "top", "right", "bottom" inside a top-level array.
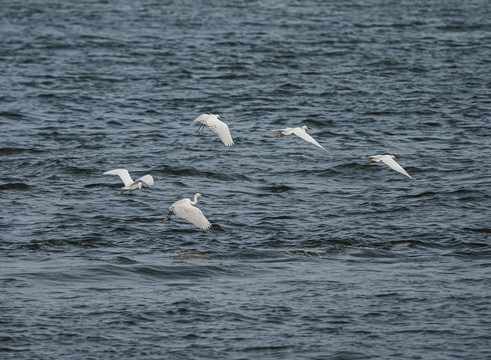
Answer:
[
  {"left": 189, "top": 114, "right": 234, "bottom": 146},
  {"left": 163, "top": 193, "right": 212, "bottom": 230},
  {"left": 103, "top": 168, "right": 154, "bottom": 194},
  {"left": 361, "top": 154, "right": 414, "bottom": 179},
  {"left": 269, "top": 125, "right": 329, "bottom": 152}
]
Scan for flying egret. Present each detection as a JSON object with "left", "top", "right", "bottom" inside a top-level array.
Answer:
[
  {"left": 269, "top": 125, "right": 329, "bottom": 152},
  {"left": 361, "top": 154, "right": 414, "bottom": 179},
  {"left": 163, "top": 193, "right": 212, "bottom": 230},
  {"left": 189, "top": 113, "right": 234, "bottom": 146},
  {"left": 103, "top": 168, "right": 154, "bottom": 194}
]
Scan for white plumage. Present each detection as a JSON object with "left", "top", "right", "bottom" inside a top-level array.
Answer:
[
  {"left": 163, "top": 193, "right": 212, "bottom": 230},
  {"left": 103, "top": 168, "right": 154, "bottom": 194},
  {"left": 189, "top": 114, "right": 234, "bottom": 146},
  {"left": 361, "top": 154, "right": 414, "bottom": 179},
  {"left": 269, "top": 125, "right": 328, "bottom": 152}
]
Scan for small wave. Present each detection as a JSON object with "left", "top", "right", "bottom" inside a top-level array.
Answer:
[
  {"left": 260, "top": 215, "right": 296, "bottom": 221},
  {"left": 262, "top": 185, "right": 293, "bottom": 193},
  {"left": 278, "top": 82, "right": 303, "bottom": 89},
  {"left": 66, "top": 166, "right": 95, "bottom": 174},
  {"left": 116, "top": 256, "right": 138, "bottom": 265},
  {"left": 84, "top": 183, "right": 107, "bottom": 188},
  {"left": 437, "top": 24, "right": 485, "bottom": 31},
  {"left": 0, "top": 147, "right": 44, "bottom": 154},
  {"left": 133, "top": 263, "right": 224, "bottom": 278},
  {"left": 199, "top": 73, "right": 251, "bottom": 80},
  {"left": 0, "top": 111, "right": 25, "bottom": 120},
  {"left": 126, "top": 216, "right": 162, "bottom": 223},
  {"left": 463, "top": 227, "right": 490, "bottom": 234},
  {"left": 208, "top": 223, "right": 225, "bottom": 231},
  {"left": 159, "top": 165, "right": 253, "bottom": 182},
  {"left": 173, "top": 250, "right": 210, "bottom": 263},
  {"left": 0, "top": 183, "right": 30, "bottom": 190},
  {"left": 21, "top": 236, "right": 115, "bottom": 251},
  {"left": 404, "top": 191, "right": 438, "bottom": 198},
  {"left": 355, "top": 22, "right": 424, "bottom": 29},
  {"left": 349, "top": 247, "right": 403, "bottom": 259}
]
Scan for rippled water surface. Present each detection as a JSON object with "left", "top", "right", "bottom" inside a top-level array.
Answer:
[{"left": 1, "top": 0, "right": 490, "bottom": 359}]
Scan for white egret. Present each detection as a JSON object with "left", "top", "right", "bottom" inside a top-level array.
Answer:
[
  {"left": 163, "top": 193, "right": 212, "bottom": 230},
  {"left": 103, "top": 168, "right": 154, "bottom": 194},
  {"left": 269, "top": 125, "right": 329, "bottom": 152},
  {"left": 361, "top": 154, "right": 414, "bottom": 179},
  {"left": 189, "top": 113, "right": 234, "bottom": 146}
]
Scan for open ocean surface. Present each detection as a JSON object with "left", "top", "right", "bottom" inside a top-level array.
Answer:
[{"left": 1, "top": 0, "right": 490, "bottom": 359}]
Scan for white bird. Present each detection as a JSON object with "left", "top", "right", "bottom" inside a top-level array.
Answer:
[
  {"left": 361, "top": 154, "right": 414, "bottom": 179},
  {"left": 103, "top": 168, "right": 154, "bottom": 194},
  {"left": 163, "top": 193, "right": 212, "bottom": 230},
  {"left": 189, "top": 113, "right": 234, "bottom": 146},
  {"left": 269, "top": 125, "right": 328, "bottom": 152}
]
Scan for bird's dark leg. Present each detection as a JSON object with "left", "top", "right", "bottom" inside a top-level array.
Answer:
[
  {"left": 117, "top": 189, "right": 127, "bottom": 195},
  {"left": 163, "top": 211, "right": 173, "bottom": 222},
  {"left": 195, "top": 124, "right": 205, "bottom": 135}
]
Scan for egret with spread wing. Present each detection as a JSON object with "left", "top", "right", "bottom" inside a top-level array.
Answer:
[
  {"left": 361, "top": 154, "right": 414, "bottom": 179},
  {"left": 189, "top": 114, "right": 234, "bottom": 146},
  {"left": 269, "top": 125, "right": 328, "bottom": 152},
  {"left": 103, "top": 168, "right": 154, "bottom": 194},
  {"left": 163, "top": 193, "right": 212, "bottom": 230}
]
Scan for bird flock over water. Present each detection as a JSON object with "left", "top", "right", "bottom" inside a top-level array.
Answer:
[{"left": 104, "top": 113, "right": 414, "bottom": 230}]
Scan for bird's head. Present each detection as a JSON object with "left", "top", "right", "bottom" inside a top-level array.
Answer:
[
  {"left": 301, "top": 125, "right": 311, "bottom": 131},
  {"left": 196, "top": 193, "right": 205, "bottom": 198}
]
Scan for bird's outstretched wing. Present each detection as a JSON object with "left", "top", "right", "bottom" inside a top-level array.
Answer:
[
  {"left": 173, "top": 203, "right": 212, "bottom": 230},
  {"left": 291, "top": 128, "right": 328, "bottom": 152},
  {"left": 206, "top": 117, "right": 234, "bottom": 146},
  {"left": 135, "top": 174, "right": 154, "bottom": 186},
  {"left": 189, "top": 114, "right": 208, "bottom": 127},
  {"left": 379, "top": 156, "right": 413, "bottom": 179},
  {"left": 103, "top": 169, "right": 133, "bottom": 187}
]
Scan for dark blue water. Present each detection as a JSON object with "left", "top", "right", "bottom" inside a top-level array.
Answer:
[{"left": 1, "top": 0, "right": 490, "bottom": 359}]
